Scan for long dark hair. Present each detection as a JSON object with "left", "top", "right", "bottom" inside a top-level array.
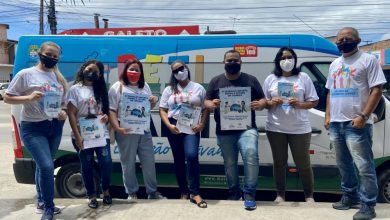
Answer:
[
  {"left": 273, "top": 47, "right": 300, "bottom": 77},
  {"left": 119, "top": 59, "right": 145, "bottom": 88},
  {"left": 73, "top": 59, "right": 109, "bottom": 115},
  {"left": 169, "top": 60, "right": 191, "bottom": 94}
]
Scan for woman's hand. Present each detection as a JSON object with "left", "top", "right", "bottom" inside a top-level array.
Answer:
[
  {"left": 168, "top": 124, "right": 180, "bottom": 134},
  {"left": 269, "top": 97, "right": 283, "bottom": 107},
  {"left": 115, "top": 127, "right": 131, "bottom": 135},
  {"left": 288, "top": 98, "right": 301, "bottom": 109},
  {"left": 58, "top": 110, "right": 67, "bottom": 120},
  {"left": 75, "top": 136, "right": 84, "bottom": 150},
  {"left": 28, "top": 91, "right": 44, "bottom": 102},
  {"left": 192, "top": 122, "right": 205, "bottom": 133},
  {"left": 100, "top": 114, "right": 109, "bottom": 123},
  {"left": 149, "top": 95, "right": 157, "bottom": 105}
]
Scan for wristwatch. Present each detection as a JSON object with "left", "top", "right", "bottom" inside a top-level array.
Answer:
[{"left": 358, "top": 112, "right": 369, "bottom": 121}]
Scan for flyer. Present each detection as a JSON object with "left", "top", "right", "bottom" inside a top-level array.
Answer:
[
  {"left": 176, "top": 103, "right": 202, "bottom": 134},
  {"left": 219, "top": 87, "right": 251, "bottom": 130},
  {"left": 277, "top": 82, "right": 294, "bottom": 110},
  {"left": 43, "top": 91, "right": 62, "bottom": 118},
  {"left": 79, "top": 115, "right": 106, "bottom": 149},
  {"left": 120, "top": 93, "right": 150, "bottom": 134}
]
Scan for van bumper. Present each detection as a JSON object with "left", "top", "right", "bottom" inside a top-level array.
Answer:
[{"left": 13, "top": 158, "right": 35, "bottom": 184}]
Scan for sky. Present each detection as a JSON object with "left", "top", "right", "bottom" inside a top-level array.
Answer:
[{"left": 1, "top": 0, "right": 390, "bottom": 45}]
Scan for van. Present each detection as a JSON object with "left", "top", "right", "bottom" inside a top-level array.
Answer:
[{"left": 10, "top": 34, "right": 390, "bottom": 202}]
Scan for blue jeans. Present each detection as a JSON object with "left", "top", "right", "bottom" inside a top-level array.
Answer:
[
  {"left": 167, "top": 118, "right": 201, "bottom": 195},
  {"left": 217, "top": 128, "right": 259, "bottom": 197},
  {"left": 116, "top": 131, "right": 158, "bottom": 195},
  {"left": 20, "top": 119, "right": 64, "bottom": 211},
  {"left": 72, "top": 139, "right": 112, "bottom": 198},
  {"left": 329, "top": 122, "right": 377, "bottom": 206}
]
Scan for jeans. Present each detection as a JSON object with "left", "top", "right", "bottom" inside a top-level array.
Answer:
[
  {"left": 20, "top": 119, "right": 64, "bottom": 211},
  {"left": 217, "top": 128, "right": 259, "bottom": 197},
  {"left": 166, "top": 118, "right": 201, "bottom": 195},
  {"left": 72, "top": 139, "right": 112, "bottom": 198},
  {"left": 329, "top": 121, "right": 377, "bottom": 206},
  {"left": 115, "top": 131, "right": 158, "bottom": 195}
]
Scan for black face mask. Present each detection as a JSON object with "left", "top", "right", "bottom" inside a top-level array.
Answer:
[
  {"left": 83, "top": 70, "right": 99, "bottom": 82},
  {"left": 38, "top": 53, "right": 58, "bottom": 68},
  {"left": 336, "top": 41, "right": 359, "bottom": 53},
  {"left": 224, "top": 62, "right": 241, "bottom": 75}
]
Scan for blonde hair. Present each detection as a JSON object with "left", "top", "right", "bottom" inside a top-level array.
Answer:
[{"left": 38, "top": 41, "right": 68, "bottom": 93}]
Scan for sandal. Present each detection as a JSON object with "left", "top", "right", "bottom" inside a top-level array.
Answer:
[{"left": 190, "top": 194, "right": 207, "bottom": 208}]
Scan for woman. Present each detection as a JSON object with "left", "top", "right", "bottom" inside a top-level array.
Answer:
[
  {"left": 159, "top": 60, "right": 209, "bottom": 208},
  {"left": 67, "top": 60, "right": 112, "bottom": 209},
  {"left": 108, "top": 59, "right": 165, "bottom": 201},
  {"left": 263, "top": 47, "right": 319, "bottom": 203},
  {"left": 4, "top": 41, "right": 67, "bottom": 220}
]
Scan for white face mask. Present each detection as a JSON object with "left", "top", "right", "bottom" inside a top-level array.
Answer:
[
  {"left": 174, "top": 69, "right": 188, "bottom": 81},
  {"left": 280, "top": 59, "right": 295, "bottom": 72}
]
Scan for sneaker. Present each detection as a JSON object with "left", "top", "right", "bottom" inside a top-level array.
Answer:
[
  {"left": 332, "top": 195, "right": 360, "bottom": 210},
  {"left": 148, "top": 191, "right": 167, "bottom": 200},
  {"left": 244, "top": 194, "right": 257, "bottom": 210},
  {"left": 88, "top": 198, "right": 99, "bottom": 209},
  {"left": 36, "top": 204, "right": 62, "bottom": 215},
  {"left": 41, "top": 209, "right": 54, "bottom": 220},
  {"left": 103, "top": 195, "right": 112, "bottom": 205},
  {"left": 227, "top": 191, "right": 242, "bottom": 200},
  {"left": 274, "top": 195, "right": 285, "bottom": 202},
  {"left": 353, "top": 204, "right": 376, "bottom": 220},
  {"left": 305, "top": 197, "right": 315, "bottom": 203},
  {"left": 127, "top": 193, "right": 138, "bottom": 202}
]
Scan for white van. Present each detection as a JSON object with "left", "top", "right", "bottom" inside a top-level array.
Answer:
[{"left": 10, "top": 34, "right": 390, "bottom": 202}]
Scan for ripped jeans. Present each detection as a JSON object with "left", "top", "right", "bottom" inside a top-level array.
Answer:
[{"left": 72, "top": 139, "right": 112, "bottom": 198}]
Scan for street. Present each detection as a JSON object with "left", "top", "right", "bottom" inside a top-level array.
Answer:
[{"left": 0, "top": 101, "right": 389, "bottom": 219}]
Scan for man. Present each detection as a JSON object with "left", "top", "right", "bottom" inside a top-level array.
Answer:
[
  {"left": 204, "top": 49, "right": 267, "bottom": 210},
  {"left": 324, "top": 27, "right": 386, "bottom": 220}
]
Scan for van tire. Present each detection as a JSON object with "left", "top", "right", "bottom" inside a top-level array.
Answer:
[
  {"left": 377, "top": 169, "right": 390, "bottom": 203},
  {"left": 55, "top": 162, "right": 99, "bottom": 198}
]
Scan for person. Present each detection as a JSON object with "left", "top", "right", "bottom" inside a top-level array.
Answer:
[
  {"left": 108, "top": 59, "right": 165, "bottom": 201},
  {"left": 324, "top": 27, "right": 387, "bottom": 220},
  {"left": 4, "top": 41, "right": 68, "bottom": 220},
  {"left": 204, "top": 49, "right": 267, "bottom": 210},
  {"left": 66, "top": 60, "right": 112, "bottom": 209},
  {"left": 159, "top": 60, "right": 209, "bottom": 208},
  {"left": 263, "top": 47, "right": 319, "bottom": 203}
]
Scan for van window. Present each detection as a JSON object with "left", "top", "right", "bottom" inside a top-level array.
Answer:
[{"left": 300, "top": 62, "right": 330, "bottom": 112}]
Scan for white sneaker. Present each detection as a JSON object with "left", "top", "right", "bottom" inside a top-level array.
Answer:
[
  {"left": 274, "top": 196, "right": 285, "bottom": 202},
  {"left": 147, "top": 191, "right": 167, "bottom": 200},
  {"left": 127, "top": 193, "right": 138, "bottom": 203},
  {"left": 305, "top": 197, "right": 315, "bottom": 203}
]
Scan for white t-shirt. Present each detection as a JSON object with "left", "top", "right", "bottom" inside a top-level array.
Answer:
[
  {"left": 159, "top": 81, "right": 206, "bottom": 119},
  {"left": 108, "top": 81, "right": 152, "bottom": 121},
  {"left": 325, "top": 50, "right": 387, "bottom": 124},
  {"left": 6, "top": 66, "right": 65, "bottom": 122},
  {"left": 66, "top": 83, "right": 109, "bottom": 138},
  {"left": 263, "top": 72, "right": 319, "bottom": 134}
]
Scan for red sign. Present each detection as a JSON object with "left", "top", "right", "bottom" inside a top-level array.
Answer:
[
  {"left": 234, "top": 44, "right": 258, "bottom": 57},
  {"left": 58, "top": 25, "right": 199, "bottom": 35}
]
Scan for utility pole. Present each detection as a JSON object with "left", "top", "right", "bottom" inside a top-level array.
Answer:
[
  {"left": 229, "top": 16, "right": 240, "bottom": 30},
  {"left": 48, "top": 0, "right": 57, "bottom": 34},
  {"left": 39, "top": 0, "right": 44, "bottom": 35}
]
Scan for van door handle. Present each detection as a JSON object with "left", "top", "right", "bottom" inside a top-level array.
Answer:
[{"left": 311, "top": 127, "right": 322, "bottom": 135}]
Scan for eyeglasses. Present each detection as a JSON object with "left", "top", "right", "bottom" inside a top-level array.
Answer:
[
  {"left": 172, "top": 66, "right": 185, "bottom": 74},
  {"left": 280, "top": 55, "right": 293, "bottom": 60}
]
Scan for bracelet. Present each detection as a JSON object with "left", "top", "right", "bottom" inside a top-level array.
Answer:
[{"left": 358, "top": 112, "right": 369, "bottom": 121}]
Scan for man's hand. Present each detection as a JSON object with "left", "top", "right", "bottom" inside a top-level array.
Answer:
[{"left": 351, "top": 116, "right": 366, "bottom": 129}]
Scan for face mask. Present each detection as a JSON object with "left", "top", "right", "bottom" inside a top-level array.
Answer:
[
  {"left": 127, "top": 71, "right": 140, "bottom": 84},
  {"left": 83, "top": 70, "right": 98, "bottom": 82},
  {"left": 174, "top": 69, "right": 188, "bottom": 81},
  {"left": 336, "top": 41, "right": 359, "bottom": 53},
  {"left": 280, "top": 59, "right": 295, "bottom": 72},
  {"left": 224, "top": 62, "right": 241, "bottom": 75},
  {"left": 39, "top": 53, "right": 58, "bottom": 69}
]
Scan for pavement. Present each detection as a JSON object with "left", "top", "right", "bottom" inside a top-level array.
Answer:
[{"left": 1, "top": 198, "right": 390, "bottom": 220}]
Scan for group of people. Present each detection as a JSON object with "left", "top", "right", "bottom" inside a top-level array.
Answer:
[{"left": 3, "top": 27, "right": 386, "bottom": 220}]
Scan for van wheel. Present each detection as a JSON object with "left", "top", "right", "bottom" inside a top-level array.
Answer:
[
  {"left": 55, "top": 162, "right": 99, "bottom": 198},
  {"left": 377, "top": 169, "right": 390, "bottom": 203}
]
